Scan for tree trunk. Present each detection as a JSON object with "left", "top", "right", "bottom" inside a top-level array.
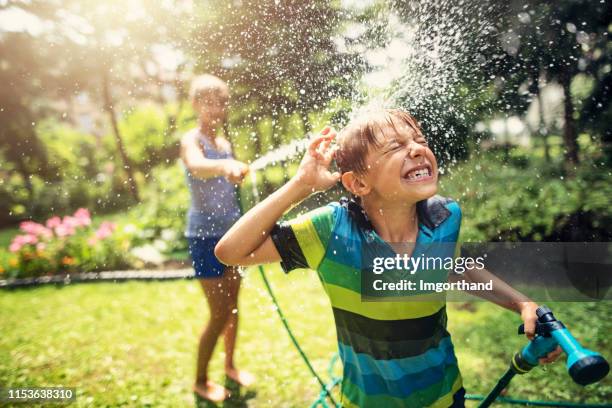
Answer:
[
  {"left": 163, "top": 69, "right": 187, "bottom": 142},
  {"left": 503, "top": 115, "right": 510, "bottom": 162},
  {"left": 560, "top": 72, "right": 579, "bottom": 166},
  {"left": 102, "top": 73, "right": 140, "bottom": 202},
  {"left": 536, "top": 87, "right": 550, "bottom": 162}
]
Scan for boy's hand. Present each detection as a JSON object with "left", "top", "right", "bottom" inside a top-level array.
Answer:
[
  {"left": 224, "top": 160, "right": 249, "bottom": 184},
  {"left": 293, "top": 126, "right": 341, "bottom": 193},
  {"left": 519, "top": 302, "right": 563, "bottom": 364}
]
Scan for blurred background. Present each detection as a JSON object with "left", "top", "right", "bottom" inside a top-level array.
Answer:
[{"left": 0, "top": 0, "right": 610, "bottom": 406}]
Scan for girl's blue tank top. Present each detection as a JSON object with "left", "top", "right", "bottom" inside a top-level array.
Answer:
[{"left": 184, "top": 128, "right": 241, "bottom": 238}]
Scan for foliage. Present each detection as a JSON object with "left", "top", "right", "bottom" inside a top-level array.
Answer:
[
  {"left": 0, "top": 0, "right": 192, "bottom": 216},
  {"left": 190, "top": 1, "right": 365, "bottom": 129},
  {"left": 123, "top": 163, "right": 190, "bottom": 256},
  {"left": 0, "top": 105, "right": 191, "bottom": 228},
  {"left": 0, "top": 209, "right": 135, "bottom": 279},
  {"left": 0, "top": 120, "right": 134, "bottom": 227},
  {"left": 115, "top": 104, "right": 193, "bottom": 173},
  {"left": 387, "top": 0, "right": 611, "bottom": 166},
  {"left": 473, "top": 0, "right": 611, "bottom": 163},
  {"left": 440, "top": 148, "right": 612, "bottom": 242}
]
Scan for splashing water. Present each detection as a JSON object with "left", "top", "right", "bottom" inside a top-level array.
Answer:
[
  {"left": 353, "top": 1, "right": 502, "bottom": 168},
  {"left": 248, "top": 0, "right": 501, "bottom": 174},
  {"left": 248, "top": 137, "right": 311, "bottom": 172}
]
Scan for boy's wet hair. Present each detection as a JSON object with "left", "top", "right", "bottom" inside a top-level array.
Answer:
[
  {"left": 189, "top": 74, "right": 230, "bottom": 103},
  {"left": 335, "top": 109, "right": 422, "bottom": 176}
]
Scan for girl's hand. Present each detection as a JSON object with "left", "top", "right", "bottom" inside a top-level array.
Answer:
[
  {"left": 224, "top": 160, "right": 249, "bottom": 184},
  {"left": 294, "top": 127, "right": 341, "bottom": 193}
]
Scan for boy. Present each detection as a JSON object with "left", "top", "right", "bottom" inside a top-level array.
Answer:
[{"left": 215, "top": 109, "right": 559, "bottom": 407}]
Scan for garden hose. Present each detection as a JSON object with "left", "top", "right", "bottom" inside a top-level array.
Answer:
[
  {"left": 467, "top": 394, "right": 612, "bottom": 407},
  {"left": 478, "top": 306, "right": 609, "bottom": 408},
  {"left": 237, "top": 177, "right": 341, "bottom": 408}
]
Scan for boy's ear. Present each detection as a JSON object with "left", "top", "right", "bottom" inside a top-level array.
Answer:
[{"left": 341, "top": 171, "right": 371, "bottom": 197}]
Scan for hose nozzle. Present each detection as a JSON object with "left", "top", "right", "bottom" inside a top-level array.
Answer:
[{"left": 516, "top": 305, "right": 609, "bottom": 386}]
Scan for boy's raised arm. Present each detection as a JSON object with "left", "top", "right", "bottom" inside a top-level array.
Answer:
[{"left": 215, "top": 128, "right": 340, "bottom": 266}]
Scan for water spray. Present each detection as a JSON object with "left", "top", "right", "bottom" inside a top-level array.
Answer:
[
  {"left": 478, "top": 306, "right": 609, "bottom": 408},
  {"left": 249, "top": 137, "right": 311, "bottom": 172}
]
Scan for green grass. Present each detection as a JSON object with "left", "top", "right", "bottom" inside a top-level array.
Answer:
[
  {"left": 0, "top": 227, "right": 19, "bottom": 275},
  {"left": 0, "top": 266, "right": 610, "bottom": 407},
  {"left": 0, "top": 226, "right": 19, "bottom": 249}
]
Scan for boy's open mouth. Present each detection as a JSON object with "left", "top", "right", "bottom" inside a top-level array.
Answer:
[{"left": 401, "top": 163, "right": 433, "bottom": 182}]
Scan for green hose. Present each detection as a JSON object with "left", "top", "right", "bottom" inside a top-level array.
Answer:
[
  {"left": 257, "top": 265, "right": 339, "bottom": 407},
  {"left": 237, "top": 182, "right": 340, "bottom": 407},
  {"left": 466, "top": 394, "right": 612, "bottom": 407}
]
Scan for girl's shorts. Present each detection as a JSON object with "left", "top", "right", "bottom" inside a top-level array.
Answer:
[{"left": 187, "top": 237, "right": 226, "bottom": 279}]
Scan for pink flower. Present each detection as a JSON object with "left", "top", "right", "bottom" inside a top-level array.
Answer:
[
  {"left": 74, "top": 208, "right": 90, "bottom": 219},
  {"left": 62, "top": 216, "right": 80, "bottom": 229},
  {"left": 19, "top": 221, "right": 52, "bottom": 239},
  {"left": 87, "top": 236, "right": 98, "bottom": 246},
  {"left": 23, "top": 234, "right": 38, "bottom": 244},
  {"left": 20, "top": 221, "right": 43, "bottom": 234},
  {"left": 8, "top": 234, "right": 37, "bottom": 252},
  {"left": 95, "top": 221, "right": 116, "bottom": 240},
  {"left": 9, "top": 242, "right": 22, "bottom": 252},
  {"left": 55, "top": 224, "right": 76, "bottom": 237},
  {"left": 36, "top": 242, "right": 46, "bottom": 251},
  {"left": 73, "top": 208, "right": 92, "bottom": 227},
  {"left": 46, "top": 216, "right": 62, "bottom": 229}
]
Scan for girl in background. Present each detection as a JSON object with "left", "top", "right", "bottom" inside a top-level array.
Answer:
[{"left": 180, "top": 74, "right": 254, "bottom": 402}]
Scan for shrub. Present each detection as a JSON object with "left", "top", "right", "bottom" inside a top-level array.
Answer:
[
  {"left": 440, "top": 151, "right": 612, "bottom": 242},
  {"left": 1, "top": 209, "right": 135, "bottom": 279},
  {"left": 125, "top": 164, "right": 190, "bottom": 255}
]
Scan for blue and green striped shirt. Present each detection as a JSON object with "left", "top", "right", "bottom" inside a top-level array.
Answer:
[{"left": 271, "top": 196, "right": 465, "bottom": 407}]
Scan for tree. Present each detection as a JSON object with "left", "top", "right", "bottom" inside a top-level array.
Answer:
[
  {"left": 0, "top": 0, "right": 193, "bottom": 207},
  {"left": 477, "top": 0, "right": 611, "bottom": 167},
  {"left": 187, "top": 1, "right": 365, "bottom": 154}
]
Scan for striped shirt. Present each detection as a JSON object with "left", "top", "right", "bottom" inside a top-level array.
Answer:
[{"left": 271, "top": 196, "right": 465, "bottom": 407}]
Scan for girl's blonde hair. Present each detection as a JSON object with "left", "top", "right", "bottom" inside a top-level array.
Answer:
[{"left": 189, "top": 74, "right": 230, "bottom": 103}]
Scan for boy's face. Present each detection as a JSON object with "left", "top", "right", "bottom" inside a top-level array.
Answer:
[{"left": 360, "top": 124, "right": 438, "bottom": 203}]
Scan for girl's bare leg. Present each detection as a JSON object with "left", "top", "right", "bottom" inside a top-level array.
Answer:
[
  {"left": 193, "top": 277, "right": 232, "bottom": 402},
  {"left": 222, "top": 266, "right": 255, "bottom": 386}
]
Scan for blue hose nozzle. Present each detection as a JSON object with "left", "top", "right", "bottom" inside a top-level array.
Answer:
[{"left": 514, "top": 306, "right": 609, "bottom": 386}]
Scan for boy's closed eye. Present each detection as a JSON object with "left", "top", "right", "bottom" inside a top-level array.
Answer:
[
  {"left": 383, "top": 138, "right": 428, "bottom": 155},
  {"left": 383, "top": 141, "right": 404, "bottom": 154}
]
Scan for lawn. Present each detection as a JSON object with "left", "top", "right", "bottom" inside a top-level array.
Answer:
[
  {"left": 0, "top": 265, "right": 610, "bottom": 407},
  {"left": 0, "top": 226, "right": 18, "bottom": 249}
]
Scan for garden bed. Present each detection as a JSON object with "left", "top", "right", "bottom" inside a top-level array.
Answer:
[{"left": 0, "top": 267, "right": 193, "bottom": 289}]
